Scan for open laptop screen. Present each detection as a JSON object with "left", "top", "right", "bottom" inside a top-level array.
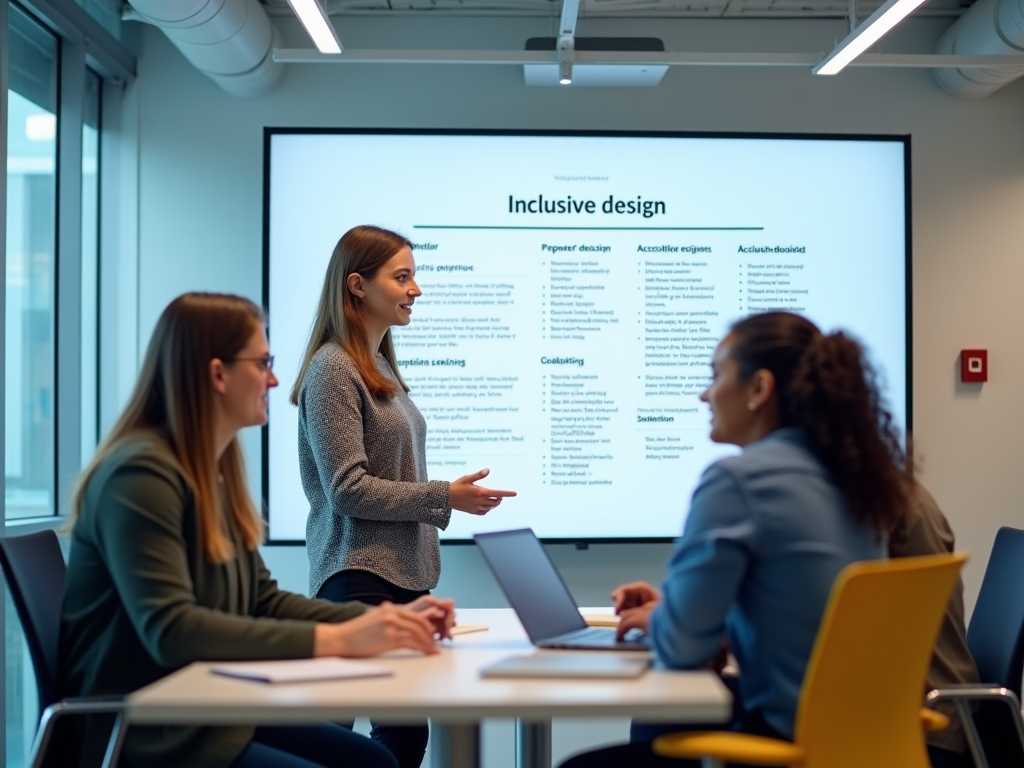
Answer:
[{"left": 475, "top": 529, "right": 588, "bottom": 642}]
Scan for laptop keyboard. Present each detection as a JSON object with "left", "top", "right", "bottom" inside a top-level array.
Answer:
[
  {"left": 561, "top": 627, "right": 618, "bottom": 644},
  {"left": 544, "top": 627, "right": 649, "bottom": 649}
]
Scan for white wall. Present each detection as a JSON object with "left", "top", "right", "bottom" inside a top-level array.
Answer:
[
  {"left": 130, "top": 13, "right": 1024, "bottom": 615},
  {"left": 124, "top": 13, "right": 1024, "bottom": 766}
]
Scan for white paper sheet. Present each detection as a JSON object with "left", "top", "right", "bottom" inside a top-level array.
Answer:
[{"left": 212, "top": 658, "right": 392, "bottom": 684}]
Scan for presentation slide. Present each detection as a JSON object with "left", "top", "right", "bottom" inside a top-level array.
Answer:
[{"left": 266, "top": 131, "right": 907, "bottom": 542}]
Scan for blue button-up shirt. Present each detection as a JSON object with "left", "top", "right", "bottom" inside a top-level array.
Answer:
[{"left": 649, "top": 427, "right": 886, "bottom": 738}]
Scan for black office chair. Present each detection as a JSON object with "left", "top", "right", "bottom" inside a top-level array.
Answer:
[
  {"left": 0, "top": 530, "right": 126, "bottom": 768},
  {"left": 928, "top": 526, "right": 1024, "bottom": 768}
]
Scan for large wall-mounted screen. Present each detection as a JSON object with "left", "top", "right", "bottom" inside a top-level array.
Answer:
[{"left": 265, "top": 130, "right": 909, "bottom": 543}]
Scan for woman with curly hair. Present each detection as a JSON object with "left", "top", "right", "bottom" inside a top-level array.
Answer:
[{"left": 561, "top": 311, "right": 912, "bottom": 768}]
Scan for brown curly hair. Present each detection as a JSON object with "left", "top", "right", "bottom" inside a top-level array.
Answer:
[{"left": 729, "top": 311, "right": 911, "bottom": 536}]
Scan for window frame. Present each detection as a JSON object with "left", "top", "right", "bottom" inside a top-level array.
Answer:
[{"left": 3, "top": 0, "right": 134, "bottom": 527}]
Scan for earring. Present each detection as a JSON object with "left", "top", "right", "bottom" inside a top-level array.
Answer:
[{"left": 748, "top": 402, "right": 757, "bottom": 411}]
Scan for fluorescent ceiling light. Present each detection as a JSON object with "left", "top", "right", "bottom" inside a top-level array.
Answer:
[
  {"left": 287, "top": 0, "right": 343, "bottom": 54},
  {"left": 814, "top": 0, "right": 928, "bottom": 76}
]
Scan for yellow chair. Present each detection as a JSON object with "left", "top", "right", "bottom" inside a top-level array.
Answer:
[{"left": 653, "top": 552, "right": 968, "bottom": 768}]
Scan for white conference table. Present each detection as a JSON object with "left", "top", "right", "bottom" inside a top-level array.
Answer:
[{"left": 126, "top": 608, "right": 731, "bottom": 768}]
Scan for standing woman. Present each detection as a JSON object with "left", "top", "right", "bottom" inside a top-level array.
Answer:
[
  {"left": 60, "top": 293, "right": 456, "bottom": 768},
  {"left": 291, "top": 225, "right": 516, "bottom": 767}
]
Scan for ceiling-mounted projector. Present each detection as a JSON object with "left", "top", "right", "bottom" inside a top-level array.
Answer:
[{"left": 523, "top": 37, "right": 668, "bottom": 87}]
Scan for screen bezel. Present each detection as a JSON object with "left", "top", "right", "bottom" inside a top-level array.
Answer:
[{"left": 262, "top": 127, "right": 912, "bottom": 546}]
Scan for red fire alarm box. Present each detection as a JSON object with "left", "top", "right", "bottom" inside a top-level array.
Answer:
[{"left": 961, "top": 350, "right": 988, "bottom": 383}]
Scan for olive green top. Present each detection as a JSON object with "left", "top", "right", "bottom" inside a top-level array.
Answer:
[{"left": 59, "top": 434, "right": 367, "bottom": 768}]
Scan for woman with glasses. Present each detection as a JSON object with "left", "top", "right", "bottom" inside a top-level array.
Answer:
[
  {"left": 290, "top": 225, "right": 516, "bottom": 767},
  {"left": 60, "top": 292, "right": 456, "bottom": 768}
]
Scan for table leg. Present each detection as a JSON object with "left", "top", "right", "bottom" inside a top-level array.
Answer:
[
  {"left": 516, "top": 719, "right": 552, "bottom": 768},
  {"left": 431, "top": 722, "right": 481, "bottom": 768}
]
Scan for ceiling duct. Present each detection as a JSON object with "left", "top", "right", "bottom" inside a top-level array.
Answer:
[
  {"left": 524, "top": 37, "right": 669, "bottom": 86},
  {"left": 933, "top": 0, "right": 1024, "bottom": 98},
  {"left": 127, "top": 0, "right": 285, "bottom": 97}
]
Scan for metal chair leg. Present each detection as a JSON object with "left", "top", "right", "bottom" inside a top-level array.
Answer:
[
  {"left": 28, "top": 705, "right": 59, "bottom": 768},
  {"left": 100, "top": 712, "right": 127, "bottom": 768},
  {"left": 26, "top": 699, "right": 126, "bottom": 768},
  {"left": 957, "top": 700, "right": 989, "bottom": 768}
]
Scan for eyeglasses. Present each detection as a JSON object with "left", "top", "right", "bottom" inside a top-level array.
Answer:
[{"left": 228, "top": 354, "right": 275, "bottom": 372}]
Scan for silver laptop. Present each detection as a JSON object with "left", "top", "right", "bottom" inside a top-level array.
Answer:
[{"left": 474, "top": 528, "right": 649, "bottom": 651}]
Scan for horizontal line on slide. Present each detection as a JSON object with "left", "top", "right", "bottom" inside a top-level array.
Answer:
[{"left": 412, "top": 225, "right": 765, "bottom": 230}]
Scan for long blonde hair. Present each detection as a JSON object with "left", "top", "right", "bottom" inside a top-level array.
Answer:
[
  {"left": 290, "top": 225, "right": 411, "bottom": 404},
  {"left": 69, "top": 293, "right": 264, "bottom": 564}
]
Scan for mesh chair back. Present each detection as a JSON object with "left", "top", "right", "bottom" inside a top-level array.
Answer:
[
  {"left": 968, "top": 527, "right": 1024, "bottom": 697},
  {"left": 0, "top": 530, "right": 67, "bottom": 715}
]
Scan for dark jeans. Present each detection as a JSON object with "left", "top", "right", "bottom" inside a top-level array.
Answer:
[
  {"left": 317, "top": 570, "right": 429, "bottom": 768},
  {"left": 928, "top": 745, "right": 974, "bottom": 768},
  {"left": 230, "top": 724, "right": 397, "bottom": 768},
  {"left": 559, "top": 676, "right": 784, "bottom": 768}
]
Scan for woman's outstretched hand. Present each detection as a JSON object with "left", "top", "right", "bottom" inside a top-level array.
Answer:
[
  {"left": 450, "top": 468, "right": 517, "bottom": 515},
  {"left": 314, "top": 602, "right": 442, "bottom": 658}
]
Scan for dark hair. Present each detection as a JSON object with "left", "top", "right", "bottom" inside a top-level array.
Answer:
[
  {"left": 290, "top": 225, "right": 412, "bottom": 404},
  {"left": 728, "top": 311, "right": 910, "bottom": 535}
]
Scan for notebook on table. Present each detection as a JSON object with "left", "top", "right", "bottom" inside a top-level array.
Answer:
[{"left": 474, "top": 528, "right": 649, "bottom": 652}]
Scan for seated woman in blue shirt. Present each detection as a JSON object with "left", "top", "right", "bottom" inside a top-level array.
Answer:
[{"left": 560, "top": 311, "right": 911, "bottom": 768}]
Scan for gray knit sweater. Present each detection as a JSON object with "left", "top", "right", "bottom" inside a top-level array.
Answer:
[{"left": 298, "top": 342, "right": 451, "bottom": 596}]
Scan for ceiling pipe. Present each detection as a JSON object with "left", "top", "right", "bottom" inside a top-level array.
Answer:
[
  {"left": 127, "top": 0, "right": 285, "bottom": 97},
  {"left": 933, "top": 0, "right": 1024, "bottom": 98}
]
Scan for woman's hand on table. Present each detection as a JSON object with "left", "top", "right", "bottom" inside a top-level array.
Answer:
[
  {"left": 450, "top": 468, "right": 517, "bottom": 515},
  {"left": 314, "top": 601, "right": 441, "bottom": 657},
  {"left": 406, "top": 595, "right": 456, "bottom": 640}
]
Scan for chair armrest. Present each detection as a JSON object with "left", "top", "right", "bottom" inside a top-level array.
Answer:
[
  {"left": 927, "top": 685, "right": 1021, "bottom": 707},
  {"left": 43, "top": 695, "right": 125, "bottom": 716},
  {"left": 30, "top": 696, "right": 126, "bottom": 768},
  {"left": 653, "top": 731, "right": 805, "bottom": 767},
  {"left": 927, "top": 684, "right": 1024, "bottom": 768}
]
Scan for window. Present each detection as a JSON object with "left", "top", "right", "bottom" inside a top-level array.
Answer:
[{"left": 5, "top": 3, "right": 58, "bottom": 520}]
